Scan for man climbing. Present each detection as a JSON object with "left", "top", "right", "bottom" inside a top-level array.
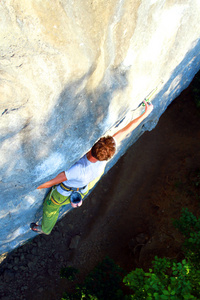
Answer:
[{"left": 31, "top": 101, "right": 153, "bottom": 234}]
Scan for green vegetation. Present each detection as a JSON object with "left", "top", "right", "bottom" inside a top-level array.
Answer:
[
  {"left": 60, "top": 266, "right": 79, "bottom": 281},
  {"left": 173, "top": 208, "right": 200, "bottom": 290},
  {"left": 123, "top": 257, "right": 196, "bottom": 299},
  {"left": 61, "top": 209, "right": 200, "bottom": 300}
]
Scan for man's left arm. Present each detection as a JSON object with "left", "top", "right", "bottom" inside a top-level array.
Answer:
[{"left": 37, "top": 171, "right": 67, "bottom": 189}]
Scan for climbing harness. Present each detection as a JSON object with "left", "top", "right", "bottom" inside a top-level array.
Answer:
[
  {"left": 59, "top": 182, "right": 86, "bottom": 192},
  {"left": 49, "top": 186, "right": 67, "bottom": 205},
  {"left": 50, "top": 185, "right": 83, "bottom": 208}
]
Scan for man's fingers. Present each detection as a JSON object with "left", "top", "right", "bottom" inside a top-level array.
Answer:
[{"left": 144, "top": 101, "right": 153, "bottom": 114}]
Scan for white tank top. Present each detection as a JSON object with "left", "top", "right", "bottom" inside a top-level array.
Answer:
[{"left": 56, "top": 154, "right": 107, "bottom": 195}]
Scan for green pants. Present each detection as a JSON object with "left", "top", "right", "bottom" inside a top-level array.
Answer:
[{"left": 41, "top": 174, "right": 103, "bottom": 234}]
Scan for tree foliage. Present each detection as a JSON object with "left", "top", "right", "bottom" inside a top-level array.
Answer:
[{"left": 61, "top": 209, "right": 200, "bottom": 300}]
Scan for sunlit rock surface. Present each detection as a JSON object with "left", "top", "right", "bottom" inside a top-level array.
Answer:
[{"left": 0, "top": 1, "right": 200, "bottom": 254}]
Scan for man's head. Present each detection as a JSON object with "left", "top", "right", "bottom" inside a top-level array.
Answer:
[{"left": 91, "top": 136, "right": 116, "bottom": 161}]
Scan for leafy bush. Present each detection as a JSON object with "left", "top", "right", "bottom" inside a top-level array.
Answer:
[
  {"left": 173, "top": 208, "right": 200, "bottom": 269},
  {"left": 122, "top": 209, "right": 200, "bottom": 299},
  {"left": 123, "top": 257, "right": 196, "bottom": 300},
  {"left": 173, "top": 208, "right": 200, "bottom": 238},
  {"left": 61, "top": 210, "right": 200, "bottom": 299}
]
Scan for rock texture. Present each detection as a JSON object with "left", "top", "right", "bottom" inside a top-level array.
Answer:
[{"left": 0, "top": 0, "right": 200, "bottom": 254}]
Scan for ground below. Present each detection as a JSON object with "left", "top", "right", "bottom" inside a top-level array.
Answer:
[{"left": 0, "top": 85, "right": 200, "bottom": 300}]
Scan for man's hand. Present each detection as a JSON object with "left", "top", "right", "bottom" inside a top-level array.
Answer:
[
  {"left": 113, "top": 100, "right": 154, "bottom": 144},
  {"left": 143, "top": 101, "right": 154, "bottom": 116}
]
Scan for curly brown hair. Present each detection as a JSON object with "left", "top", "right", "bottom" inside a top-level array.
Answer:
[{"left": 91, "top": 136, "right": 116, "bottom": 161}]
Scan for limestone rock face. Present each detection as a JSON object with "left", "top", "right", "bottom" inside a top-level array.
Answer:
[{"left": 0, "top": 0, "right": 200, "bottom": 254}]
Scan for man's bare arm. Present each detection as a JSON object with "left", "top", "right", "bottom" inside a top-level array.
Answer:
[
  {"left": 37, "top": 171, "right": 67, "bottom": 189},
  {"left": 113, "top": 101, "right": 153, "bottom": 144}
]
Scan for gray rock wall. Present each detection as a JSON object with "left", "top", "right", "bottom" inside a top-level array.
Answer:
[{"left": 0, "top": 0, "right": 200, "bottom": 254}]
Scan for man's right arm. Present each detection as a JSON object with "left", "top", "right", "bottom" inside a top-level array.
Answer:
[
  {"left": 37, "top": 171, "right": 67, "bottom": 189},
  {"left": 113, "top": 101, "right": 153, "bottom": 144}
]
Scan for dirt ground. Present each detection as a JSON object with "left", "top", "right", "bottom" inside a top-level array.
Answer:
[{"left": 0, "top": 85, "right": 200, "bottom": 300}]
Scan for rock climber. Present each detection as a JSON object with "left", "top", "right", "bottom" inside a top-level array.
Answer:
[{"left": 31, "top": 101, "right": 153, "bottom": 235}]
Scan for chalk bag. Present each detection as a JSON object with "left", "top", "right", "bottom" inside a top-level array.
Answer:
[{"left": 70, "top": 191, "right": 82, "bottom": 208}]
